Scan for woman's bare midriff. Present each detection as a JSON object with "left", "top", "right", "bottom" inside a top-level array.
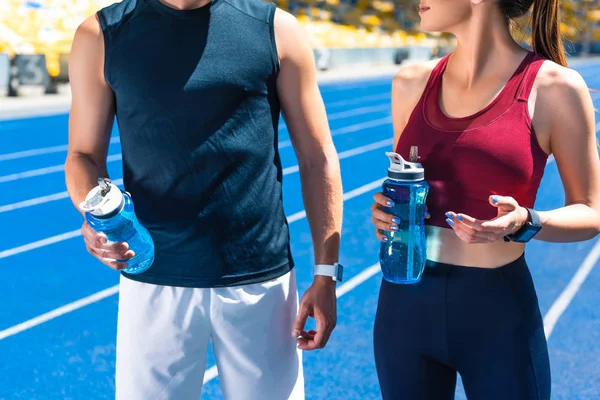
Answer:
[{"left": 425, "top": 225, "right": 526, "bottom": 268}]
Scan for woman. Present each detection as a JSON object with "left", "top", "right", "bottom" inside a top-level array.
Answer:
[{"left": 369, "top": 0, "right": 600, "bottom": 397}]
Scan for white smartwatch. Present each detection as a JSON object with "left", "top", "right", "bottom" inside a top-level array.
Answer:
[{"left": 313, "top": 263, "right": 344, "bottom": 282}]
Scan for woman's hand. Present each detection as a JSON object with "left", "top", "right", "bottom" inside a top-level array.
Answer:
[
  {"left": 445, "top": 195, "right": 529, "bottom": 244},
  {"left": 371, "top": 192, "right": 431, "bottom": 242}
]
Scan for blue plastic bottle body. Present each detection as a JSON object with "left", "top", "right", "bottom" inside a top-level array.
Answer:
[
  {"left": 379, "top": 178, "right": 429, "bottom": 284},
  {"left": 85, "top": 192, "right": 155, "bottom": 275}
]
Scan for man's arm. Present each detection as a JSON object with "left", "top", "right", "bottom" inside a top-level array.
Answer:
[
  {"left": 65, "top": 15, "right": 132, "bottom": 270},
  {"left": 65, "top": 15, "right": 114, "bottom": 208},
  {"left": 273, "top": 9, "right": 343, "bottom": 350}
]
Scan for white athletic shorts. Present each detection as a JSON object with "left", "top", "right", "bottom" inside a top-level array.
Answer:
[{"left": 115, "top": 269, "right": 304, "bottom": 399}]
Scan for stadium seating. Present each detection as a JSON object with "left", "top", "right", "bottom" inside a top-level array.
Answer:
[
  {"left": 0, "top": 0, "right": 428, "bottom": 79},
  {"left": 0, "top": 0, "right": 597, "bottom": 81},
  {"left": 0, "top": 0, "right": 114, "bottom": 77}
]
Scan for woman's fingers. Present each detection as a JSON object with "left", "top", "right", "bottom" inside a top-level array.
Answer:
[
  {"left": 373, "top": 192, "right": 395, "bottom": 207},
  {"left": 445, "top": 212, "right": 499, "bottom": 243}
]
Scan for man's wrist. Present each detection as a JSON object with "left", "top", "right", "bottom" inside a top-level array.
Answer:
[
  {"left": 313, "top": 262, "right": 343, "bottom": 283},
  {"left": 313, "top": 275, "right": 337, "bottom": 288}
]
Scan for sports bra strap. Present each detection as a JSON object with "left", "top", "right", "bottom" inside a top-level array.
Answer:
[
  {"left": 515, "top": 53, "right": 546, "bottom": 102},
  {"left": 429, "top": 54, "right": 451, "bottom": 82}
]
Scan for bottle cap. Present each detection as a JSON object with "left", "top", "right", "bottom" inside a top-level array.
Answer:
[
  {"left": 78, "top": 178, "right": 125, "bottom": 218},
  {"left": 385, "top": 151, "right": 425, "bottom": 181}
]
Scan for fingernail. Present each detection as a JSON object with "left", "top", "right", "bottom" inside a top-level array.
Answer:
[
  {"left": 381, "top": 236, "right": 388, "bottom": 242},
  {"left": 100, "top": 237, "right": 107, "bottom": 244},
  {"left": 445, "top": 212, "right": 452, "bottom": 219},
  {"left": 292, "top": 329, "right": 300, "bottom": 338},
  {"left": 390, "top": 225, "right": 399, "bottom": 231},
  {"left": 387, "top": 201, "right": 395, "bottom": 207},
  {"left": 392, "top": 218, "right": 400, "bottom": 224},
  {"left": 492, "top": 196, "right": 498, "bottom": 204},
  {"left": 446, "top": 218, "right": 454, "bottom": 227},
  {"left": 456, "top": 215, "right": 464, "bottom": 222}
]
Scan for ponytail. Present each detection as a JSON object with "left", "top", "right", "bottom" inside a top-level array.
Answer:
[
  {"left": 499, "top": 0, "right": 567, "bottom": 66},
  {"left": 531, "top": 0, "right": 567, "bottom": 66}
]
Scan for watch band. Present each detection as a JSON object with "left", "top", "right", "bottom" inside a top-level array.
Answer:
[
  {"left": 504, "top": 207, "right": 541, "bottom": 242},
  {"left": 314, "top": 263, "right": 343, "bottom": 282},
  {"left": 527, "top": 207, "right": 541, "bottom": 226}
]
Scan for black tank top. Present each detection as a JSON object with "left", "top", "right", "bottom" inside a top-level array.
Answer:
[{"left": 97, "top": 0, "right": 293, "bottom": 287}]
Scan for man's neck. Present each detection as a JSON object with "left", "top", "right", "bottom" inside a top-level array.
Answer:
[{"left": 155, "top": 0, "right": 212, "bottom": 11}]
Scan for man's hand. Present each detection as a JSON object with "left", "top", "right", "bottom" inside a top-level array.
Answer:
[
  {"left": 81, "top": 221, "right": 133, "bottom": 270},
  {"left": 292, "top": 277, "right": 337, "bottom": 350}
]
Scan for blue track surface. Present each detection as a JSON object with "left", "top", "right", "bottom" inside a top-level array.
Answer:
[{"left": 1, "top": 60, "right": 599, "bottom": 399}]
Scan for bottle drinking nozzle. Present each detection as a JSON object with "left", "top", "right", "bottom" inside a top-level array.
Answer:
[
  {"left": 409, "top": 146, "right": 420, "bottom": 163},
  {"left": 79, "top": 178, "right": 125, "bottom": 218}
]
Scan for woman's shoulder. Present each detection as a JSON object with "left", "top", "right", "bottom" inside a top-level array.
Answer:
[
  {"left": 392, "top": 58, "right": 443, "bottom": 96},
  {"left": 531, "top": 57, "right": 595, "bottom": 145},
  {"left": 534, "top": 59, "right": 589, "bottom": 104}
]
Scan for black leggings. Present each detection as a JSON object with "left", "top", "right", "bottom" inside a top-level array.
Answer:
[{"left": 374, "top": 254, "right": 551, "bottom": 400}]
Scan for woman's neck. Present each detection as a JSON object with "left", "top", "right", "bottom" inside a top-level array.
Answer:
[{"left": 448, "top": 12, "right": 528, "bottom": 88}]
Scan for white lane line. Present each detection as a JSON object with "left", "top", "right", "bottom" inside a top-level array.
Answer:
[
  {"left": 337, "top": 138, "right": 392, "bottom": 159},
  {"left": 0, "top": 179, "right": 125, "bottom": 213},
  {"left": 327, "top": 104, "right": 389, "bottom": 121},
  {"left": 0, "top": 176, "right": 385, "bottom": 259},
  {"left": 0, "top": 92, "right": 391, "bottom": 163},
  {"left": 0, "top": 191, "right": 70, "bottom": 212},
  {"left": 0, "top": 154, "right": 122, "bottom": 183},
  {"left": 0, "top": 177, "right": 385, "bottom": 340},
  {"left": 0, "top": 285, "right": 120, "bottom": 341},
  {"left": 286, "top": 177, "right": 385, "bottom": 224},
  {"left": 279, "top": 117, "right": 392, "bottom": 150},
  {"left": 335, "top": 263, "right": 381, "bottom": 297},
  {"left": 0, "top": 139, "right": 391, "bottom": 214},
  {"left": 203, "top": 366, "right": 220, "bottom": 385},
  {"left": 0, "top": 137, "right": 121, "bottom": 162},
  {"left": 281, "top": 138, "right": 392, "bottom": 176},
  {"left": 0, "top": 164, "right": 67, "bottom": 183},
  {"left": 0, "top": 229, "right": 82, "bottom": 259},
  {"left": 204, "top": 262, "right": 383, "bottom": 385},
  {"left": 0, "top": 115, "right": 391, "bottom": 183},
  {"left": 279, "top": 104, "right": 390, "bottom": 133},
  {"left": 543, "top": 237, "right": 600, "bottom": 339}
]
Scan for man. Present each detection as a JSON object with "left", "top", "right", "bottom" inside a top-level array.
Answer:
[{"left": 64, "top": 0, "right": 344, "bottom": 398}]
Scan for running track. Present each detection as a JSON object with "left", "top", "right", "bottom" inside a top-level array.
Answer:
[{"left": 0, "top": 60, "right": 599, "bottom": 399}]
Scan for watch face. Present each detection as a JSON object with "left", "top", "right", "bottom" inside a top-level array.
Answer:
[{"left": 515, "top": 224, "right": 542, "bottom": 242}]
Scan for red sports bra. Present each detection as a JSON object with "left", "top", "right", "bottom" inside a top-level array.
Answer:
[{"left": 395, "top": 51, "right": 549, "bottom": 228}]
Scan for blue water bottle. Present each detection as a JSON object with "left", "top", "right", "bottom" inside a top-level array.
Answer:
[
  {"left": 79, "top": 178, "right": 155, "bottom": 274},
  {"left": 379, "top": 147, "right": 429, "bottom": 284}
]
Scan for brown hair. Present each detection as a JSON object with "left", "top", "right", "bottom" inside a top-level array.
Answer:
[{"left": 498, "top": 0, "right": 567, "bottom": 67}]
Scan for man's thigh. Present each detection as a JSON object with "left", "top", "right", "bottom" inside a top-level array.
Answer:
[
  {"left": 115, "top": 275, "right": 212, "bottom": 400},
  {"left": 211, "top": 269, "right": 304, "bottom": 400}
]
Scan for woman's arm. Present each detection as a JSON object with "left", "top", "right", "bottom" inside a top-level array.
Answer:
[{"left": 532, "top": 64, "right": 600, "bottom": 242}]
